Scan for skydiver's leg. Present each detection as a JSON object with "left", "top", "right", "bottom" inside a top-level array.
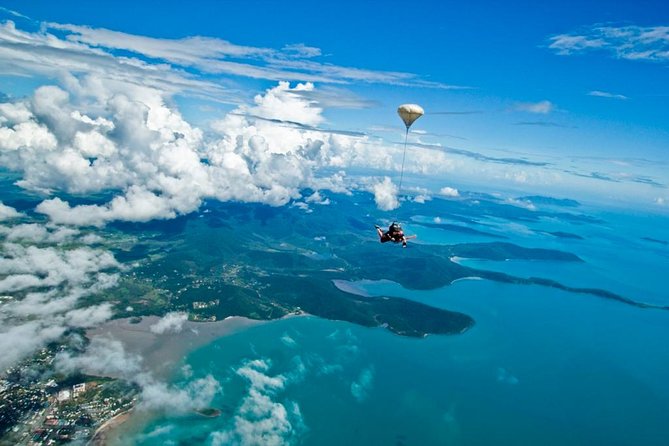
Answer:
[
  {"left": 402, "top": 236, "right": 407, "bottom": 248},
  {"left": 375, "top": 225, "right": 386, "bottom": 242}
]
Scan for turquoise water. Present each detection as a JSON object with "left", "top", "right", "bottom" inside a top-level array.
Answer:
[
  {"left": 131, "top": 281, "right": 669, "bottom": 445},
  {"left": 127, "top": 204, "right": 669, "bottom": 445}
]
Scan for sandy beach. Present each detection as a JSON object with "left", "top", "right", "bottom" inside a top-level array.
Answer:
[{"left": 89, "top": 410, "right": 132, "bottom": 446}]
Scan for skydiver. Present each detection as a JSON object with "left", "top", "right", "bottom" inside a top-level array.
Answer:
[{"left": 375, "top": 222, "right": 409, "bottom": 248}]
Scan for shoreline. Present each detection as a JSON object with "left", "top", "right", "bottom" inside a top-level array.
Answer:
[{"left": 89, "top": 409, "right": 132, "bottom": 446}]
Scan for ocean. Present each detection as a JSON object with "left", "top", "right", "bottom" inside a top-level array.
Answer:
[{"left": 120, "top": 200, "right": 669, "bottom": 446}]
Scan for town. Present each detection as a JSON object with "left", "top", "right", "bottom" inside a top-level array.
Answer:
[{"left": 1, "top": 346, "right": 137, "bottom": 445}]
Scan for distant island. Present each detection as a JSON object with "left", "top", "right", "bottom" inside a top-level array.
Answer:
[{"left": 518, "top": 195, "right": 580, "bottom": 207}]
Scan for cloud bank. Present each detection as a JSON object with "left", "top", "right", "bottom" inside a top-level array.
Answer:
[{"left": 0, "top": 219, "right": 121, "bottom": 370}]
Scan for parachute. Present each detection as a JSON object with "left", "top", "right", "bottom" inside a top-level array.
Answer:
[
  {"left": 398, "top": 104, "right": 424, "bottom": 129},
  {"left": 397, "top": 104, "right": 424, "bottom": 192}
]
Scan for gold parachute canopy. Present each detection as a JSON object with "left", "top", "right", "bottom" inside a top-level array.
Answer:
[{"left": 397, "top": 104, "right": 424, "bottom": 129}]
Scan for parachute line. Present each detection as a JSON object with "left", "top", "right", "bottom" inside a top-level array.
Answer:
[
  {"left": 398, "top": 127, "right": 409, "bottom": 194},
  {"left": 396, "top": 104, "right": 424, "bottom": 196}
]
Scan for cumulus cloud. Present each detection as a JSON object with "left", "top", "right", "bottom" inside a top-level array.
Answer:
[
  {"left": 0, "top": 219, "right": 122, "bottom": 369},
  {"left": 56, "top": 336, "right": 143, "bottom": 378},
  {"left": 210, "top": 359, "right": 306, "bottom": 446},
  {"left": 514, "top": 100, "right": 554, "bottom": 114},
  {"left": 439, "top": 187, "right": 460, "bottom": 197},
  {"left": 505, "top": 198, "right": 537, "bottom": 211},
  {"left": 64, "top": 304, "right": 114, "bottom": 328},
  {"left": 139, "top": 375, "right": 222, "bottom": 413},
  {"left": 0, "top": 243, "right": 119, "bottom": 292},
  {"left": 150, "top": 312, "right": 189, "bottom": 334},
  {"left": 370, "top": 177, "right": 399, "bottom": 211},
  {"left": 0, "top": 201, "right": 22, "bottom": 220},
  {"left": 242, "top": 81, "right": 324, "bottom": 126},
  {"left": 1, "top": 80, "right": 374, "bottom": 225},
  {"left": 412, "top": 194, "right": 431, "bottom": 204},
  {"left": 0, "top": 321, "right": 68, "bottom": 371},
  {"left": 0, "top": 223, "right": 79, "bottom": 243},
  {"left": 3, "top": 74, "right": 449, "bottom": 225},
  {"left": 211, "top": 392, "right": 303, "bottom": 446}
]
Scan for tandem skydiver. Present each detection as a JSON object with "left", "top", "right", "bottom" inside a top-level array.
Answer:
[{"left": 375, "top": 222, "right": 415, "bottom": 248}]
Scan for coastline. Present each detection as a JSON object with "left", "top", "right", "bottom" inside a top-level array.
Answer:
[{"left": 89, "top": 410, "right": 132, "bottom": 446}]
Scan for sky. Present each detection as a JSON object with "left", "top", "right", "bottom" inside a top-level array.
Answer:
[{"left": 0, "top": 0, "right": 668, "bottom": 216}]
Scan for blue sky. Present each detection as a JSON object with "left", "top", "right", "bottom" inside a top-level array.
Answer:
[{"left": 0, "top": 0, "right": 668, "bottom": 213}]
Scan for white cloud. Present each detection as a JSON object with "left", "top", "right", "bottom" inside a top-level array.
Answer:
[
  {"left": 150, "top": 312, "right": 189, "bottom": 334},
  {"left": 243, "top": 81, "right": 324, "bottom": 126},
  {"left": 280, "top": 333, "right": 298, "bottom": 348},
  {"left": 514, "top": 100, "right": 554, "bottom": 114},
  {"left": 439, "top": 187, "right": 460, "bottom": 197},
  {"left": 549, "top": 25, "right": 669, "bottom": 62},
  {"left": 505, "top": 198, "right": 537, "bottom": 211},
  {"left": 0, "top": 223, "right": 80, "bottom": 243},
  {"left": 0, "top": 16, "right": 462, "bottom": 94},
  {"left": 210, "top": 358, "right": 306, "bottom": 446},
  {"left": 64, "top": 304, "right": 114, "bottom": 328},
  {"left": 0, "top": 321, "right": 68, "bottom": 371},
  {"left": 412, "top": 194, "right": 431, "bottom": 204},
  {"left": 0, "top": 201, "right": 22, "bottom": 220},
  {"left": 0, "top": 219, "right": 122, "bottom": 369},
  {"left": 370, "top": 177, "right": 399, "bottom": 211},
  {"left": 55, "top": 336, "right": 143, "bottom": 377},
  {"left": 139, "top": 375, "right": 222, "bottom": 413},
  {"left": 587, "top": 90, "right": 628, "bottom": 100},
  {"left": 0, "top": 243, "right": 119, "bottom": 292},
  {"left": 2, "top": 77, "right": 439, "bottom": 225}
]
